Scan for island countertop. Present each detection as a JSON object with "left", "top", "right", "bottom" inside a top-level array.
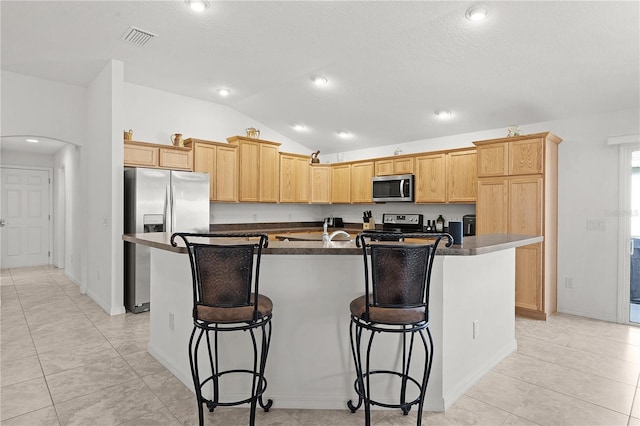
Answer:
[{"left": 122, "top": 232, "right": 542, "bottom": 256}]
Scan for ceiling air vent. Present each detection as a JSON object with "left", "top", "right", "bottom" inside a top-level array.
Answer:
[{"left": 121, "top": 26, "right": 157, "bottom": 46}]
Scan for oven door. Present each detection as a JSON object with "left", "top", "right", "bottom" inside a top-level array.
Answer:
[{"left": 372, "top": 174, "right": 414, "bottom": 202}]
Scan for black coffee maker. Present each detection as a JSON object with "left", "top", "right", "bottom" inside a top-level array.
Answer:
[{"left": 463, "top": 215, "right": 476, "bottom": 236}]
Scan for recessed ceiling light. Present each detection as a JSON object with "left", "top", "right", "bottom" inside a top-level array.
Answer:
[
  {"left": 26, "top": 138, "right": 39, "bottom": 143},
  {"left": 311, "top": 75, "right": 328, "bottom": 86},
  {"left": 293, "top": 124, "right": 306, "bottom": 131},
  {"left": 465, "top": 4, "right": 490, "bottom": 21},
  {"left": 217, "top": 88, "right": 230, "bottom": 97},
  {"left": 435, "top": 110, "right": 453, "bottom": 119},
  {"left": 186, "top": 0, "right": 209, "bottom": 12},
  {"left": 337, "top": 131, "right": 352, "bottom": 138}
]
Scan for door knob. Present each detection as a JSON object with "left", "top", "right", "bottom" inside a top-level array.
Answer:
[{"left": 0, "top": 219, "right": 5, "bottom": 227}]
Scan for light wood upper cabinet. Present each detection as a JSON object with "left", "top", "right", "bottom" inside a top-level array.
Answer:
[
  {"left": 310, "top": 164, "right": 331, "bottom": 204},
  {"left": 280, "top": 153, "right": 310, "bottom": 203},
  {"left": 351, "top": 161, "right": 374, "bottom": 203},
  {"left": 476, "top": 142, "right": 508, "bottom": 177},
  {"left": 509, "top": 138, "right": 543, "bottom": 175},
  {"left": 375, "top": 157, "right": 414, "bottom": 176},
  {"left": 159, "top": 147, "right": 192, "bottom": 170},
  {"left": 124, "top": 140, "right": 192, "bottom": 170},
  {"left": 446, "top": 149, "right": 477, "bottom": 203},
  {"left": 331, "top": 164, "right": 351, "bottom": 204},
  {"left": 190, "top": 139, "right": 238, "bottom": 202},
  {"left": 415, "top": 153, "right": 446, "bottom": 203},
  {"left": 124, "top": 142, "right": 158, "bottom": 167},
  {"left": 260, "top": 143, "right": 280, "bottom": 203},
  {"left": 227, "top": 136, "right": 281, "bottom": 203}
]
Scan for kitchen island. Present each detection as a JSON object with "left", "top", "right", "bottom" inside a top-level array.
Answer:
[{"left": 122, "top": 232, "right": 541, "bottom": 411}]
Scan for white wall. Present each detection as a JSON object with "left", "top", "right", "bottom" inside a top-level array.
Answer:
[
  {"left": 86, "top": 60, "right": 125, "bottom": 315},
  {"left": 124, "top": 83, "right": 311, "bottom": 155},
  {"left": 1, "top": 71, "right": 87, "bottom": 145},
  {"left": 0, "top": 150, "right": 54, "bottom": 168}
]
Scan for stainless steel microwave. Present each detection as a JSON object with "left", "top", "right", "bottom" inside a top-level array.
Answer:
[{"left": 372, "top": 174, "right": 414, "bottom": 202}]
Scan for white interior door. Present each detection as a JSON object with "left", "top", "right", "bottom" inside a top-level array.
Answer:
[{"left": 1, "top": 168, "right": 51, "bottom": 268}]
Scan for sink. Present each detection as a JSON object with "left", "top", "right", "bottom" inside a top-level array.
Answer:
[{"left": 275, "top": 232, "right": 351, "bottom": 242}]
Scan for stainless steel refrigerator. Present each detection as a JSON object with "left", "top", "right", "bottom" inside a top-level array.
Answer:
[{"left": 124, "top": 167, "right": 210, "bottom": 313}]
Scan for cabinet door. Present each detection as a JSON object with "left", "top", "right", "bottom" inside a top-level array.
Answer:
[
  {"left": 237, "top": 141, "right": 260, "bottom": 202},
  {"left": 215, "top": 146, "right": 238, "bottom": 202},
  {"left": 393, "top": 157, "right": 414, "bottom": 174},
  {"left": 124, "top": 144, "right": 158, "bottom": 167},
  {"left": 295, "top": 157, "right": 310, "bottom": 202},
  {"left": 280, "top": 155, "right": 309, "bottom": 203},
  {"left": 477, "top": 142, "right": 508, "bottom": 177},
  {"left": 310, "top": 165, "right": 331, "bottom": 204},
  {"left": 515, "top": 243, "right": 542, "bottom": 312},
  {"left": 374, "top": 160, "right": 394, "bottom": 176},
  {"left": 193, "top": 143, "right": 216, "bottom": 201},
  {"left": 476, "top": 178, "right": 508, "bottom": 234},
  {"left": 508, "top": 176, "right": 543, "bottom": 236},
  {"left": 446, "top": 150, "right": 477, "bottom": 203},
  {"left": 415, "top": 154, "right": 446, "bottom": 203},
  {"left": 331, "top": 164, "right": 351, "bottom": 204},
  {"left": 159, "top": 148, "right": 192, "bottom": 170},
  {"left": 509, "top": 138, "right": 543, "bottom": 175},
  {"left": 259, "top": 144, "right": 279, "bottom": 202},
  {"left": 351, "top": 162, "right": 374, "bottom": 203}
]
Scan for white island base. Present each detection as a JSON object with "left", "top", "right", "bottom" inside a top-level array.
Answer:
[{"left": 146, "top": 247, "right": 516, "bottom": 412}]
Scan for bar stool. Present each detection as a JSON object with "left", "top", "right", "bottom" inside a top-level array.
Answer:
[
  {"left": 347, "top": 232, "right": 452, "bottom": 426},
  {"left": 171, "top": 233, "right": 273, "bottom": 426}
]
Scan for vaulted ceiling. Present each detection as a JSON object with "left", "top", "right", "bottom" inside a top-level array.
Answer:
[{"left": 2, "top": 1, "right": 638, "bottom": 154}]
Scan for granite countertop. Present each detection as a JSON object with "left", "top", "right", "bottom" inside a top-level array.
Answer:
[{"left": 122, "top": 232, "right": 542, "bottom": 256}]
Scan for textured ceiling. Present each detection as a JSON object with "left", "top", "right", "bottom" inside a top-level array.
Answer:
[{"left": 1, "top": 1, "right": 639, "bottom": 155}]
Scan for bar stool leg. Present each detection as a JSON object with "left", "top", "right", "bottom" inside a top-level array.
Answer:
[
  {"left": 189, "top": 327, "right": 206, "bottom": 426},
  {"left": 416, "top": 327, "right": 434, "bottom": 426},
  {"left": 257, "top": 320, "right": 273, "bottom": 411},
  {"left": 347, "top": 321, "right": 364, "bottom": 413}
]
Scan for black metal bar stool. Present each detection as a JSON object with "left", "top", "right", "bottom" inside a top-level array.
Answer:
[
  {"left": 171, "top": 233, "right": 273, "bottom": 426},
  {"left": 347, "top": 232, "right": 452, "bottom": 426}
]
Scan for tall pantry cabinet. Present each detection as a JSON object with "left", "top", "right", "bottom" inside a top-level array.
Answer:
[{"left": 473, "top": 132, "right": 562, "bottom": 320}]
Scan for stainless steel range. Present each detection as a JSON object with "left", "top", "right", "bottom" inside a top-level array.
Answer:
[{"left": 360, "top": 213, "right": 424, "bottom": 242}]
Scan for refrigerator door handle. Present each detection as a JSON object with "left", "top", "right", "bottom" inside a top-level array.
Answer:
[
  {"left": 164, "top": 185, "right": 171, "bottom": 233},
  {"left": 170, "top": 185, "right": 176, "bottom": 233}
]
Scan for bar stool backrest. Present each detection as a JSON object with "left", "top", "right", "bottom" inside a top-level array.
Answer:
[
  {"left": 171, "top": 233, "right": 268, "bottom": 318},
  {"left": 357, "top": 233, "right": 452, "bottom": 318}
]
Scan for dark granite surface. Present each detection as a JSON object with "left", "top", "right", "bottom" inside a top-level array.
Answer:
[{"left": 123, "top": 231, "right": 542, "bottom": 256}]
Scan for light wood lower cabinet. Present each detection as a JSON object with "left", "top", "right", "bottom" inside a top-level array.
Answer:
[
  {"left": 331, "top": 164, "right": 351, "bottom": 204},
  {"left": 515, "top": 243, "right": 543, "bottom": 312},
  {"left": 190, "top": 139, "right": 238, "bottom": 202},
  {"left": 280, "top": 153, "right": 310, "bottom": 203},
  {"left": 310, "top": 165, "right": 331, "bottom": 204}
]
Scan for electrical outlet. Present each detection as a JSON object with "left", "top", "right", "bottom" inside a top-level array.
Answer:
[
  {"left": 586, "top": 219, "right": 605, "bottom": 231},
  {"left": 169, "top": 312, "right": 174, "bottom": 331},
  {"left": 473, "top": 320, "right": 479, "bottom": 339},
  {"left": 565, "top": 277, "right": 574, "bottom": 288}
]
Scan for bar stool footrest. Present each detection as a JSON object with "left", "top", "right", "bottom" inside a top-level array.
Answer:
[
  {"left": 199, "top": 369, "right": 269, "bottom": 409},
  {"left": 351, "top": 370, "right": 423, "bottom": 410}
]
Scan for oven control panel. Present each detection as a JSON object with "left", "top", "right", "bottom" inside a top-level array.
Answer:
[{"left": 382, "top": 213, "right": 423, "bottom": 226}]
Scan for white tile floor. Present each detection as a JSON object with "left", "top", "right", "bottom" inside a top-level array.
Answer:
[{"left": 1, "top": 265, "right": 640, "bottom": 425}]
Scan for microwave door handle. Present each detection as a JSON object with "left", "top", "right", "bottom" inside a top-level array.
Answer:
[
  {"left": 164, "top": 185, "right": 170, "bottom": 233},
  {"left": 399, "top": 179, "right": 405, "bottom": 197}
]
